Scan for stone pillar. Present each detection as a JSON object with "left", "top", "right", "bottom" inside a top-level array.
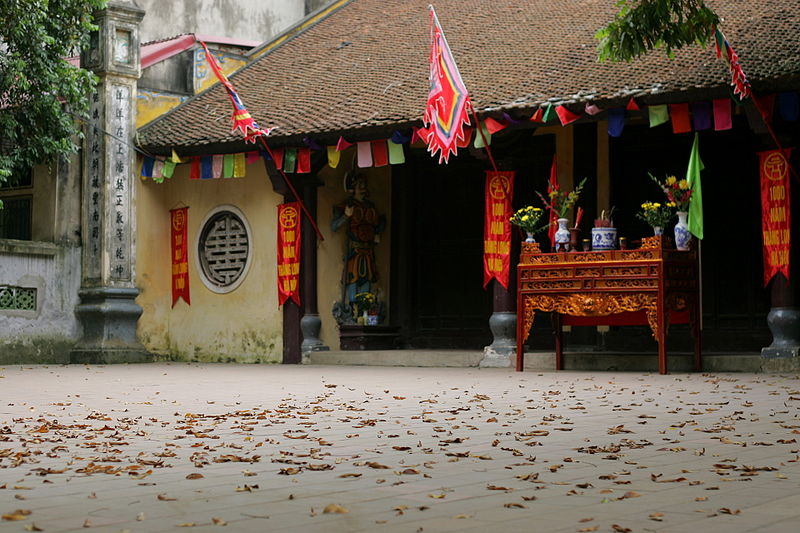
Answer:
[
  {"left": 300, "top": 177, "right": 329, "bottom": 362},
  {"left": 71, "top": 2, "right": 149, "bottom": 363},
  {"left": 761, "top": 180, "right": 800, "bottom": 370}
]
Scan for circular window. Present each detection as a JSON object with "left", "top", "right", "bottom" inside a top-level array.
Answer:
[{"left": 196, "top": 206, "right": 252, "bottom": 294}]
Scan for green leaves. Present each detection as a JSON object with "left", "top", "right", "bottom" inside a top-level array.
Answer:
[
  {"left": 596, "top": 0, "right": 720, "bottom": 62},
  {"left": 0, "top": 0, "right": 106, "bottom": 182}
]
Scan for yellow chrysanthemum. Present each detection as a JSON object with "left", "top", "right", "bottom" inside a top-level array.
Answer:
[{"left": 665, "top": 176, "right": 677, "bottom": 186}]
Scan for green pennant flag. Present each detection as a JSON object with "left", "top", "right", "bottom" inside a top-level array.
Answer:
[
  {"left": 223, "top": 154, "right": 234, "bottom": 178},
  {"left": 542, "top": 104, "right": 555, "bottom": 123},
  {"left": 387, "top": 141, "right": 405, "bottom": 164},
  {"left": 686, "top": 133, "right": 704, "bottom": 239},
  {"left": 648, "top": 105, "right": 669, "bottom": 127},
  {"left": 161, "top": 159, "right": 176, "bottom": 179},
  {"left": 473, "top": 122, "right": 492, "bottom": 148},
  {"left": 284, "top": 148, "right": 297, "bottom": 173}
]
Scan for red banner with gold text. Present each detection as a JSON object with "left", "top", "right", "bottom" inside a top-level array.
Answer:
[
  {"left": 483, "top": 171, "right": 515, "bottom": 288},
  {"left": 759, "top": 149, "right": 792, "bottom": 286},
  {"left": 277, "top": 202, "right": 302, "bottom": 306},
  {"left": 170, "top": 207, "right": 190, "bottom": 307}
]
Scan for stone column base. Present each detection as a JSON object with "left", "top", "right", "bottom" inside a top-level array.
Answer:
[
  {"left": 70, "top": 286, "right": 151, "bottom": 364},
  {"left": 301, "top": 313, "right": 329, "bottom": 363},
  {"left": 480, "top": 311, "right": 516, "bottom": 368},
  {"left": 761, "top": 307, "right": 800, "bottom": 372}
]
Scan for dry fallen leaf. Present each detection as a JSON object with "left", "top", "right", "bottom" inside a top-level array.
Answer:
[
  {"left": 323, "top": 504, "right": 348, "bottom": 514},
  {"left": 429, "top": 493, "right": 446, "bottom": 499},
  {"left": 82, "top": 518, "right": 92, "bottom": 528},
  {"left": 453, "top": 514, "right": 472, "bottom": 519},
  {"left": 2, "top": 509, "right": 32, "bottom": 521},
  {"left": 611, "top": 525, "right": 632, "bottom": 533},
  {"left": 503, "top": 503, "right": 526, "bottom": 509},
  {"left": 157, "top": 494, "right": 177, "bottom": 501},
  {"left": 136, "top": 512, "right": 145, "bottom": 521},
  {"left": 577, "top": 527, "right": 598, "bottom": 532},
  {"left": 649, "top": 512, "right": 664, "bottom": 521},
  {"left": 338, "top": 473, "right": 362, "bottom": 478},
  {"left": 186, "top": 473, "right": 204, "bottom": 480},
  {"left": 176, "top": 523, "right": 196, "bottom": 527},
  {"left": 23, "top": 523, "right": 43, "bottom": 532},
  {"left": 211, "top": 517, "right": 227, "bottom": 526}
]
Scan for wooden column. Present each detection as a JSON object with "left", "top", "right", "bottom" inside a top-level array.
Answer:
[{"left": 300, "top": 176, "right": 329, "bottom": 358}]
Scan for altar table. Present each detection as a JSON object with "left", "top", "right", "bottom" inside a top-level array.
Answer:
[{"left": 515, "top": 238, "right": 701, "bottom": 374}]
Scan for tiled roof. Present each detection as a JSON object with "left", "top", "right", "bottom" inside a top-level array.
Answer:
[{"left": 138, "top": 0, "right": 800, "bottom": 152}]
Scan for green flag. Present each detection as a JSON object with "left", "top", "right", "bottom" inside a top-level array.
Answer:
[{"left": 686, "top": 133, "right": 704, "bottom": 239}]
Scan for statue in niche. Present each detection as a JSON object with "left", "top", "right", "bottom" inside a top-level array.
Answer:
[{"left": 331, "top": 172, "right": 386, "bottom": 325}]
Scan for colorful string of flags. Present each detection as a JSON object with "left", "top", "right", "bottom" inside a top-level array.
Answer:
[{"left": 139, "top": 90, "right": 799, "bottom": 181}]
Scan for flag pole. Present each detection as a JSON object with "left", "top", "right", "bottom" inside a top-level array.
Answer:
[{"left": 258, "top": 136, "right": 324, "bottom": 242}]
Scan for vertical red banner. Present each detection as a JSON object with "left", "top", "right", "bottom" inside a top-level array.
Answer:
[
  {"left": 483, "top": 170, "right": 515, "bottom": 288},
  {"left": 170, "top": 207, "right": 190, "bottom": 307},
  {"left": 277, "top": 202, "right": 302, "bottom": 306},
  {"left": 759, "top": 149, "right": 792, "bottom": 286}
]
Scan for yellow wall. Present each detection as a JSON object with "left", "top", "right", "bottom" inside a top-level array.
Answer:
[
  {"left": 135, "top": 160, "right": 284, "bottom": 363},
  {"left": 136, "top": 90, "right": 188, "bottom": 128},
  {"left": 316, "top": 149, "right": 392, "bottom": 349}
]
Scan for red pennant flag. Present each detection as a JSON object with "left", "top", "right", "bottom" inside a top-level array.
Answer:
[
  {"left": 336, "top": 136, "right": 353, "bottom": 152},
  {"left": 547, "top": 155, "right": 558, "bottom": 248},
  {"left": 484, "top": 117, "right": 507, "bottom": 134},
  {"left": 297, "top": 147, "right": 311, "bottom": 173},
  {"left": 626, "top": 97, "right": 640, "bottom": 111},
  {"left": 271, "top": 147, "right": 284, "bottom": 170},
  {"left": 422, "top": 6, "right": 473, "bottom": 163},
  {"left": 529, "top": 108, "right": 544, "bottom": 123},
  {"left": 669, "top": 103, "right": 691, "bottom": 134},
  {"left": 170, "top": 207, "right": 191, "bottom": 307},
  {"left": 411, "top": 126, "right": 428, "bottom": 145},
  {"left": 457, "top": 127, "right": 473, "bottom": 148},
  {"left": 189, "top": 157, "right": 200, "bottom": 180},
  {"left": 757, "top": 94, "right": 776, "bottom": 124},
  {"left": 277, "top": 202, "right": 301, "bottom": 306},
  {"left": 371, "top": 140, "right": 389, "bottom": 167},
  {"left": 555, "top": 106, "right": 581, "bottom": 126},
  {"left": 199, "top": 41, "right": 271, "bottom": 143}
]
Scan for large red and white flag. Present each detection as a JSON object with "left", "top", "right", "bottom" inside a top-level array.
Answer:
[{"left": 422, "top": 6, "right": 472, "bottom": 163}]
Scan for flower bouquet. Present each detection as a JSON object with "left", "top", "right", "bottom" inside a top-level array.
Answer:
[
  {"left": 649, "top": 173, "right": 691, "bottom": 212},
  {"left": 538, "top": 177, "right": 588, "bottom": 218},
  {"left": 509, "top": 206, "right": 546, "bottom": 242},
  {"left": 636, "top": 201, "right": 674, "bottom": 234}
]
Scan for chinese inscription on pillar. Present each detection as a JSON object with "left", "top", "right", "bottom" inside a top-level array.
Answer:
[
  {"left": 109, "top": 84, "right": 132, "bottom": 281},
  {"left": 85, "top": 89, "right": 105, "bottom": 280}
]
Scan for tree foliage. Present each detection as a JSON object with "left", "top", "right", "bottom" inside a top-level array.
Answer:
[
  {"left": 596, "top": 0, "right": 720, "bottom": 62},
  {"left": 0, "top": 0, "right": 106, "bottom": 183}
]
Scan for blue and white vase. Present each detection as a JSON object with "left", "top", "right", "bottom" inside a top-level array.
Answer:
[
  {"left": 554, "top": 218, "right": 570, "bottom": 251},
  {"left": 525, "top": 231, "right": 536, "bottom": 243},
  {"left": 674, "top": 211, "right": 691, "bottom": 251},
  {"left": 591, "top": 227, "right": 617, "bottom": 250},
  {"left": 653, "top": 226, "right": 663, "bottom": 236}
]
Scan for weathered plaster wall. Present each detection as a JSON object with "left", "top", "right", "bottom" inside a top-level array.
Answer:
[
  {"left": 135, "top": 160, "right": 283, "bottom": 363},
  {"left": 136, "top": 0, "right": 306, "bottom": 44},
  {"left": 317, "top": 151, "right": 392, "bottom": 349},
  {"left": 0, "top": 243, "right": 81, "bottom": 364}
]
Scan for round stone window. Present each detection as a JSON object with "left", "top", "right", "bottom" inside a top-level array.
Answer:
[{"left": 196, "top": 206, "right": 252, "bottom": 294}]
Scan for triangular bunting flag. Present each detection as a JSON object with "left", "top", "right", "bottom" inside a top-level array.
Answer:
[
  {"left": 555, "top": 106, "right": 581, "bottom": 126},
  {"left": 336, "top": 136, "right": 353, "bottom": 151},
  {"left": 484, "top": 117, "right": 507, "bottom": 134},
  {"left": 529, "top": 108, "right": 544, "bottom": 123},
  {"left": 327, "top": 146, "right": 341, "bottom": 168},
  {"left": 626, "top": 97, "right": 640, "bottom": 111}
]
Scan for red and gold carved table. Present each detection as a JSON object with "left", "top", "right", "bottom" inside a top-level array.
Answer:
[{"left": 515, "top": 239, "right": 701, "bottom": 374}]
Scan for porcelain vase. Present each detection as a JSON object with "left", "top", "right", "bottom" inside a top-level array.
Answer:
[
  {"left": 674, "top": 211, "right": 691, "bottom": 250},
  {"left": 554, "top": 218, "right": 570, "bottom": 251},
  {"left": 525, "top": 231, "right": 536, "bottom": 243},
  {"left": 591, "top": 227, "right": 617, "bottom": 250},
  {"left": 653, "top": 226, "right": 663, "bottom": 236}
]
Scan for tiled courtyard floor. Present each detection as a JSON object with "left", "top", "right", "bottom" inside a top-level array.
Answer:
[{"left": 1, "top": 364, "right": 799, "bottom": 533}]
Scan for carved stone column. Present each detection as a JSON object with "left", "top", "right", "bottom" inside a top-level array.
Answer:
[
  {"left": 300, "top": 177, "right": 329, "bottom": 361},
  {"left": 71, "top": 1, "right": 149, "bottom": 363}
]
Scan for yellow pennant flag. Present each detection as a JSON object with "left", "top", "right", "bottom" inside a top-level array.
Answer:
[
  {"left": 327, "top": 146, "right": 341, "bottom": 169},
  {"left": 171, "top": 149, "right": 184, "bottom": 164}
]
